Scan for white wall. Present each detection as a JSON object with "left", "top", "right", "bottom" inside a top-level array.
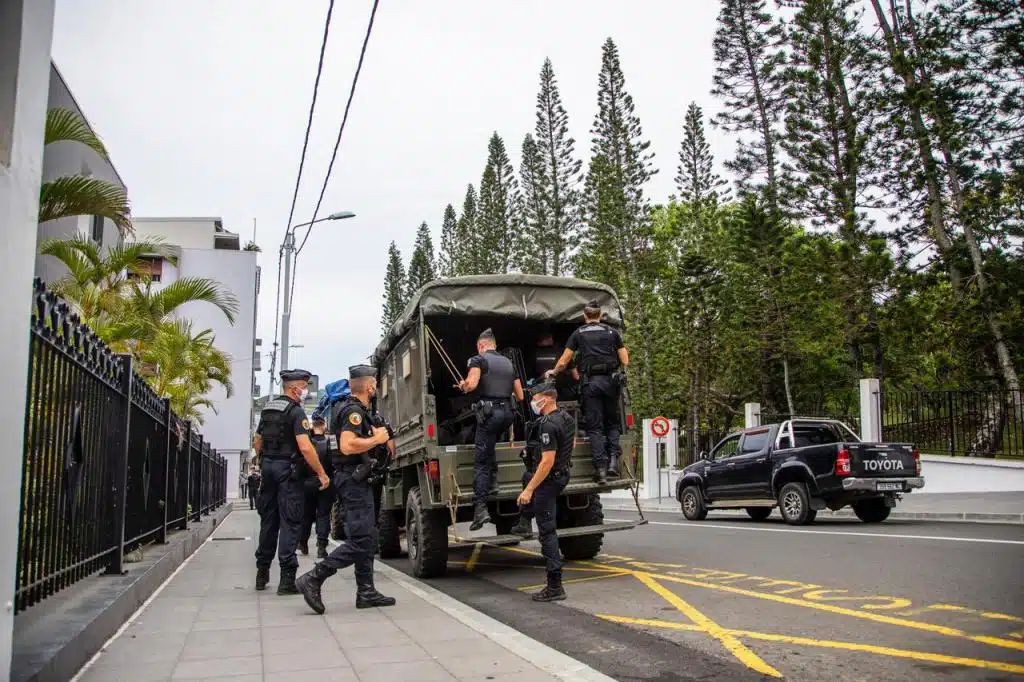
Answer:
[
  {"left": 920, "top": 455, "right": 1024, "bottom": 493},
  {"left": 0, "top": 0, "right": 56, "bottom": 674},
  {"left": 133, "top": 217, "right": 218, "bottom": 250}
]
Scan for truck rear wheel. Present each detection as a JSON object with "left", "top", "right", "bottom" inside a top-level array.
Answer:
[
  {"left": 852, "top": 498, "right": 891, "bottom": 523},
  {"left": 558, "top": 494, "right": 604, "bottom": 561},
  {"left": 406, "top": 487, "right": 448, "bottom": 578},
  {"left": 330, "top": 500, "right": 346, "bottom": 541},
  {"left": 778, "top": 482, "right": 817, "bottom": 525},
  {"left": 378, "top": 505, "right": 403, "bottom": 558}
]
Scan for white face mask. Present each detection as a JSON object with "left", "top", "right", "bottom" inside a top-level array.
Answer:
[
  {"left": 531, "top": 399, "right": 544, "bottom": 415},
  {"left": 299, "top": 387, "right": 309, "bottom": 401}
]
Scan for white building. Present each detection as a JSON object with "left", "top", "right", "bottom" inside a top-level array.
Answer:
[{"left": 131, "top": 217, "right": 260, "bottom": 498}]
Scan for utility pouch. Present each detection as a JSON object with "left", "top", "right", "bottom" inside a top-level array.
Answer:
[{"left": 352, "top": 460, "right": 373, "bottom": 483}]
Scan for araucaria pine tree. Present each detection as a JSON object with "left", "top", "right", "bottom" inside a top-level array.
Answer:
[
  {"left": 518, "top": 134, "right": 549, "bottom": 274},
  {"left": 405, "top": 221, "right": 436, "bottom": 297},
  {"left": 455, "top": 185, "right": 478, "bottom": 275},
  {"left": 437, "top": 204, "right": 460, "bottom": 278},
  {"left": 476, "top": 132, "right": 521, "bottom": 274},
  {"left": 380, "top": 241, "right": 407, "bottom": 333},
  {"left": 710, "top": 0, "right": 787, "bottom": 208},
  {"left": 533, "top": 58, "right": 582, "bottom": 276},
  {"left": 676, "top": 102, "right": 729, "bottom": 226}
]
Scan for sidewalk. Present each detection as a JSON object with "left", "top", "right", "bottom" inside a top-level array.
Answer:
[
  {"left": 72, "top": 509, "right": 613, "bottom": 682},
  {"left": 601, "top": 491, "right": 1024, "bottom": 524}
]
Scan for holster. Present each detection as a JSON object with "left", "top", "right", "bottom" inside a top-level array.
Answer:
[
  {"left": 474, "top": 401, "right": 494, "bottom": 420},
  {"left": 611, "top": 371, "right": 627, "bottom": 390}
]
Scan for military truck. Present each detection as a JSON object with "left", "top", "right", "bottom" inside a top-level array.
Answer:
[{"left": 370, "top": 274, "right": 645, "bottom": 578}]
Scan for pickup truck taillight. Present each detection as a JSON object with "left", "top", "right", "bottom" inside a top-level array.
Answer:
[
  {"left": 835, "top": 448, "right": 852, "bottom": 476},
  {"left": 914, "top": 449, "right": 921, "bottom": 476}
]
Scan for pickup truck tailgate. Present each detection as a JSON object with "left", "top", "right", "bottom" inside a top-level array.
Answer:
[{"left": 846, "top": 442, "right": 917, "bottom": 477}]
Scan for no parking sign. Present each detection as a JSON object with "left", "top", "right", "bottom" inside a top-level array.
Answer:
[{"left": 650, "top": 416, "right": 670, "bottom": 438}]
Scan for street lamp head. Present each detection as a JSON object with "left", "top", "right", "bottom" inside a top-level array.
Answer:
[{"left": 328, "top": 211, "right": 356, "bottom": 220}]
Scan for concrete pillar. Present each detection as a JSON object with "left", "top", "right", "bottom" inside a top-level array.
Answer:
[
  {"left": 0, "top": 0, "right": 57, "bottom": 675},
  {"left": 744, "top": 403, "right": 761, "bottom": 428},
  {"left": 860, "top": 378, "right": 882, "bottom": 442}
]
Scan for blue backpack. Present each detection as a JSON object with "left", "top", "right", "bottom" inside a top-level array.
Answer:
[{"left": 311, "top": 378, "right": 351, "bottom": 423}]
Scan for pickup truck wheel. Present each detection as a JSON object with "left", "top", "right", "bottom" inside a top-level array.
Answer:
[
  {"left": 406, "top": 487, "right": 448, "bottom": 578},
  {"left": 852, "top": 498, "right": 891, "bottom": 523},
  {"left": 681, "top": 486, "right": 708, "bottom": 521},
  {"left": 378, "top": 506, "right": 403, "bottom": 558},
  {"left": 558, "top": 494, "right": 604, "bottom": 561},
  {"left": 778, "top": 482, "right": 816, "bottom": 525},
  {"left": 745, "top": 507, "right": 772, "bottom": 521},
  {"left": 330, "top": 500, "right": 346, "bottom": 541}
]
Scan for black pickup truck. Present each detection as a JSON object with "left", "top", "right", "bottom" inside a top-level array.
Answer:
[{"left": 675, "top": 419, "right": 924, "bottom": 525}]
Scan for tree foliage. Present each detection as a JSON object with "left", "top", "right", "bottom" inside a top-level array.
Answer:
[
  {"left": 381, "top": 241, "right": 406, "bottom": 332},
  {"left": 406, "top": 221, "right": 436, "bottom": 297}
]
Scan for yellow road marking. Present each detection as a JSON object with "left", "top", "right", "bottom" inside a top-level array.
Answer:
[
  {"left": 465, "top": 543, "right": 484, "bottom": 572},
  {"left": 633, "top": 572, "right": 782, "bottom": 678},
  {"left": 652, "top": 573, "right": 1024, "bottom": 653},
  {"left": 517, "top": 571, "right": 631, "bottom": 592},
  {"left": 598, "top": 615, "right": 1024, "bottom": 676},
  {"left": 801, "top": 589, "right": 912, "bottom": 611}
]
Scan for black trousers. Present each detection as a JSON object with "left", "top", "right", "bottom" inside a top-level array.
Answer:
[
  {"left": 299, "top": 485, "right": 333, "bottom": 547},
  {"left": 473, "top": 404, "right": 514, "bottom": 504},
  {"left": 254, "top": 459, "right": 303, "bottom": 570},
  {"left": 247, "top": 486, "right": 258, "bottom": 508},
  {"left": 582, "top": 375, "right": 621, "bottom": 470},
  {"left": 529, "top": 470, "right": 569, "bottom": 575},
  {"left": 319, "top": 468, "right": 377, "bottom": 588}
]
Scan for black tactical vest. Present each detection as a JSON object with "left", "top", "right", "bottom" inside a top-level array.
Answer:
[
  {"left": 476, "top": 351, "right": 516, "bottom": 400},
  {"left": 548, "top": 408, "right": 576, "bottom": 473},
  {"left": 259, "top": 397, "right": 299, "bottom": 459},
  {"left": 574, "top": 323, "right": 620, "bottom": 375},
  {"left": 330, "top": 397, "right": 372, "bottom": 470},
  {"left": 311, "top": 434, "right": 334, "bottom": 477}
]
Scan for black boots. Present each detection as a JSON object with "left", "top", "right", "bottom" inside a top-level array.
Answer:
[
  {"left": 296, "top": 563, "right": 334, "bottom": 614},
  {"left": 608, "top": 455, "right": 620, "bottom": 478},
  {"left": 316, "top": 543, "right": 329, "bottom": 560},
  {"left": 299, "top": 540, "right": 309, "bottom": 556},
  {"left": 511, "top": 516, "right": 533, "bottom": 537},
  {"left": 277, "top": 568, "right": 299, "bottom": 595},
  {"left": 255, "top": 566, "right": 270, "bottom": 591},
  {"left": 469, "top": 503, "right": 491, "bottom": 531},
  {"left": 532, "top": 572, "right": 566, "bottom": 602},
  {"left": 356, "top": 582, "right": 397, "bottom": 609},
  {"left": 594, "top": 467, "right": 607, "bottom": 485}
]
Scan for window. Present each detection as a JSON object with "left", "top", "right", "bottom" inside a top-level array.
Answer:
[
  {"left": 130, "top": 256, "right": 163, "bottom": 282},
  {"left": 91, "top": 215, "right": 104, "bottom": 245},
  {"left": 740, "top": 428, "right": 771, "bottom": 454},
  {"left": 791, "top": 423, "right": 841, "bottom": 449},
  {"left": 401, "top": 350, "right": 411, "bottom": 379},
  {"left": 711, "top": 434, "right": 741, "bottom": 461}
]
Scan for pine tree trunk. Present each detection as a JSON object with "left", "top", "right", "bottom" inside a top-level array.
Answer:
[{"left": 783, "top": 354, "right": 795, "bottom": 417}]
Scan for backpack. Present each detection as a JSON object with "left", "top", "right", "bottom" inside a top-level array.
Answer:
[{"left": 311, "top": 378, "right": 351, "bottom": 424}]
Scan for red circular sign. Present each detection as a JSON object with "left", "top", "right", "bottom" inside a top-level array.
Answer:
[{"left": 651, "top": 416, "right": 670, "bottom": 438}]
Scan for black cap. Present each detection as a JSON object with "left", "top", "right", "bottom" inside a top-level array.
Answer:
[
  {"left": 312, "top": 416, "right": 326, "bottom": 425},
  {"left": 478, "top": 328, "right": 496, "bottom": 342},
  {"left": 585, "top": 299, "right": 600, "bottom": 309},
  {"left": 279, "top": 368, "right": 312, "bottom": 382},
  {"left": 349, "top": 364, "right": 376, "bottom": 379},
  {"left": 530, "top": 381, "right": 557, "bottom": 396}
]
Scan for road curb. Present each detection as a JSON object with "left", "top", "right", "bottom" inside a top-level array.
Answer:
[
  {"left": 600, "top": 501, "right": 1024, "bottom": 525},
  {"left": 373, "top": 560, "right": 618, "bottom": 682}
]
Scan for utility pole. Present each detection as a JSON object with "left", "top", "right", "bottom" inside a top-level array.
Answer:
[{"left": 280, "top": 230, "right": 295, "bottom": 373}]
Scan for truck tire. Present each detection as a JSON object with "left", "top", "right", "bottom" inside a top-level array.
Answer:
[
  {"left": 745, "top": 507, "right": 772, "bottom": 521},
  {"left": 681, "top": 486, "right": 708, "bottom": 521},
  {"left": 778, "top": 482, "right": 817, "bottom": 525},
  {"left": 852, "top": 498, "right": 891, "bottom": 523},
  {"left": 330, "top": 500, "right": 346, "bottom": 541},
  {"left": 558, "top": 494, "right": 604, "bottom": 561},
  {"left": 406, "top": 487, "right": 448, "bottom": 578},
  {"left": 378, "top": 506, "right": 403, "bottom": 559}
]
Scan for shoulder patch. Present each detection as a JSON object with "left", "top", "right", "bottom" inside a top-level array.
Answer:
[
  {"left": 349, "top": 412, "right": 363, "bottom": 426},
  {"left": 541, "top": 432, "right": 551, "bottom": 446},
  {"left": 301, "top": 418, "right": 311, "bottom": 430}
]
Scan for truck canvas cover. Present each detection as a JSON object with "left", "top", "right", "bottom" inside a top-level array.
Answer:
[{"left": 373, "top": 274, "right": 624, "bottom": 365}]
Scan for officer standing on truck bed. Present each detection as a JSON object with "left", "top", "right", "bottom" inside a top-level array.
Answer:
[
  {"left": 295, "top": 364, "right": 396, "bottom": 614},
  {"left": 458, "top": 328, "right": 525, "bottom": 531},
  {"left": 299, "top": 416, "right": 334, "bottom": 560},
  {"left": 547, "top": 300, "right": 629, "bottom": 485},
  {"left": 534, "top": 330, "right": 579, "bottom": 398},
  {"left": 516, "top": 381, "right": 574, "bottom": 602},
  {"left": 252, "top": 369, "right": 330, "bottom": 594}
]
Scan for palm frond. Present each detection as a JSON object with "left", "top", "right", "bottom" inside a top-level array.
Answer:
[
  {"left": 39, "top": 175, "right": 133, "bottom": 236},
  {"left": 148, "top": 277, "right": 240, "bottom": 325},
  {"left": 45, "top": 107, "right": 111, "bottom": 162}
]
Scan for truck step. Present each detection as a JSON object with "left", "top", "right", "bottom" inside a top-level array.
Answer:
[{"left": 449, "top": 519, "right": 646, "bottom": 548}]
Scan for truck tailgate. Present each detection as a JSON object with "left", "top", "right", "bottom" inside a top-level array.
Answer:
[{"left": 846, "top": 442, "right": 917, "bottom": 477}]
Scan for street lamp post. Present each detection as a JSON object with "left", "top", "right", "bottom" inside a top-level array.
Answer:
[{"left": 279, "top": 211, "right": 355, "bottom": 375}]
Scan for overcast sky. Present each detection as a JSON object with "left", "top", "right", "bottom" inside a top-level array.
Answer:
[{"left": 51, "top": 0, "right": 729, "bottom": 394}]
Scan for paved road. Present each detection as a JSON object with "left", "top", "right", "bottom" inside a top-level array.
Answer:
[{"left": 384, "top": 510, "right": 1024, "bottom": 681}]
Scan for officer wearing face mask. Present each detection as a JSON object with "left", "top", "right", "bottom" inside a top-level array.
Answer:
[
  {"left": 515, "top": 381, "right": 574, "bottom": 602},
  {"left": 252, "top": 369, "right": 329, "bottom": 594}
]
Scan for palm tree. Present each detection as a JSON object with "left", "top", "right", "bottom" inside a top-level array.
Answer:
[
  {"left": 142, "top": 320, "right": 234, "bottom": 423},
  {"left": 39, "top": 108, "right": 132, "bottom": 236}
]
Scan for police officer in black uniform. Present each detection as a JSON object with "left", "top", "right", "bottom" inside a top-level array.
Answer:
[
  {"left": 295, "top": 364, "right": 396, "bottom": 614},
  {"left": 547, "top": 301, "right": 629, "bottom": 485},
  {"left": 246, "top": 466, "right": 261, "bottom": 510},
  {"left": 534, "top": 330, "right": 579, "bottom": 398},
  {"left": 516, "top": 381, "right": 574, "bottom": 602},
  {"left": 458, "top": 329, "right": 525, "bottom": 530},
  {"left": 252, "top": 369, "right": 330, "bottom": 594},
  {"left": 299, "top": 416, "right": 334, "bottom": 560}
]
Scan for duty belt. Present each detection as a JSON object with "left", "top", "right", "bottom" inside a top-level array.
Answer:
[{"left": 261, "top": 455, "right": 293, "bottom": 462}]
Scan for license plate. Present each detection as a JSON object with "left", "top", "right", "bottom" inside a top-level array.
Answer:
[{"left": 876, "top": 482, "right": 902, "bottom": 491}]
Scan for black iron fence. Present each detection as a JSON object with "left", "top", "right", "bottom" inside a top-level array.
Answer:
[
  {"left": 16, "top": 279, "right": 227, "bottom": 613},
  {"left": 882, "top": 389, "right": 1023, "bottom": 459}
]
